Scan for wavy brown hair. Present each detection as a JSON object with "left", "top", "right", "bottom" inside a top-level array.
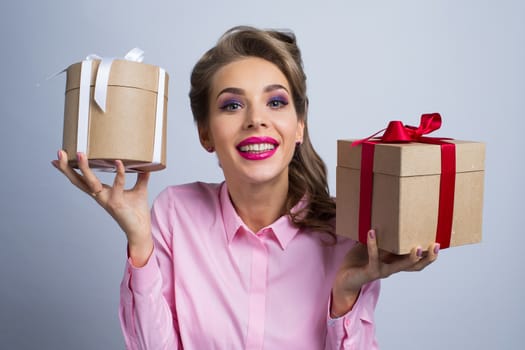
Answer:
[{"left": 189, "top": 26, "right": 336, "bottom": 240}]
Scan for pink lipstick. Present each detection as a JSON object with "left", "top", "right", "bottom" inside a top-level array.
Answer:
[{"left": 236, "top": 136, "right": 279, "bottom": 160}]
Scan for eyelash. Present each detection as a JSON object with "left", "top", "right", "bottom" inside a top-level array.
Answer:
[
  {"left": 219, "top": 100, "right": 244, "bottom": 111},
  {"left": 218, "top": 96, "right": 289, "bottom": 111},
  {"left": 268, "top": 96, "right": 289, "bottom": 109}
]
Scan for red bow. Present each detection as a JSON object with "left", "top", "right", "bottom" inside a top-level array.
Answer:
[
  {"left": 352, "top": 113, "right": 456, "bottom": 251},
  {"left": 352, "top": 113, "right": 444, "bottom": 145}
]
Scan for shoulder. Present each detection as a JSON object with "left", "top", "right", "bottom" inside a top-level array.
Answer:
[{"left": 153, "top": 181, "right": 222, "bottom": 211}]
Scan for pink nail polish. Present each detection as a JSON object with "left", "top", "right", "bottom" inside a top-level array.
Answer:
[
  {"left": 416, "top": 247, "right": 423, "bottom": 258},
  {"left": 77, "top": 152, "right": 82, "bottom": 161},
  {"left": 434, "top": 244, "right": 441, "bottom": 254},
  {"left": 368, "top": 230, "right": 375, "bottom": 239},
  {"left": 57, "top": 150, "right": 62, "bottom": 160}
]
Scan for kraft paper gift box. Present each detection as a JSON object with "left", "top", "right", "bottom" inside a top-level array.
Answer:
[
  {"left": 62, "top": 49, "right": 169, "bottom": 172},
  {"left": 336, "top": 114, "right": 485, "bottom": 254}
]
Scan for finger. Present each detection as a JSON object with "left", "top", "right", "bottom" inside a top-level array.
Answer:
[
  {"left": 76, "top": 152, "right": 104, "bottom": 193},
  {"left": 429, "top": 243, "right": 440, "bottom": 262},
  {"left": 112, "top": 160, "right": 126, "bottom": 193},
  {"left": 409, "top": 243, "right": 440, "bottom": 272},
  {"left": 132, "top": 171, "right": 150, "bottom": 193},
  {"left": 54, "top": 150, "right": 92, "bottom": 193},
  {"left": 366, "top": 229, "right": 381, "bottom": 275},
  {"left": 367, "top": 229, "right": 379, "bottom": 259},
  {"left": 383, "top": 246, "right": 422, "bottom": 276},
  {"left": 55, "top": 149, "right": 74, "bottom": 173}
]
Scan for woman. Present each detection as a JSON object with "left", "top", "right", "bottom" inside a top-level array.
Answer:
[{"left": 53, "top": 26, "right": 439, "bottom": 349}]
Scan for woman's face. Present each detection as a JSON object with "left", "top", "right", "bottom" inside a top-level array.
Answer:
[{"left": 201, "top": 56, "right": 304, "bottom": 187}]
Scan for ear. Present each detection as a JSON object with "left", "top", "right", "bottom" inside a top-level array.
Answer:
[
  {"left": 198, "top": 125, "right": 214, "bottom": 151},
  {"left": 296, "top": 119, "right": 305, "bottom": 144}
]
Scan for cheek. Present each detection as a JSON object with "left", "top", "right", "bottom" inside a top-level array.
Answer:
[
  {"left": 277, "top": 119, "right": 302, "bottom": 141},
  {"left": 207, "top": 122, "right": 236, "bottom": 155}
]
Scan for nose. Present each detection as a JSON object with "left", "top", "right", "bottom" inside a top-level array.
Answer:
[{"left": 244, "top": 105, "right": 268, "bottom": 129}]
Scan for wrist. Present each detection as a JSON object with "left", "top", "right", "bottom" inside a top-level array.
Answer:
[
  {"left": 330, "top": 286, "right": 361, "bottom": 318},
  {"left": 128, "top": 237, "right": 154, "bottom": 268}
]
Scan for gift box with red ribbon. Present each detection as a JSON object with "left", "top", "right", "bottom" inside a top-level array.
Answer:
[{"left": 336, "top": 114, "right": 485, "bottom": 254}]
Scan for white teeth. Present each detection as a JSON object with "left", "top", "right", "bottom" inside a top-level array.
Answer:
[{"left": 239, "top": 143, "right": 276, "bottom": 152}]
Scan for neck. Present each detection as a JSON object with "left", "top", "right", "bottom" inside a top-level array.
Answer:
[{"left": 226, "top": 177, "right": 289, "bottom": 233}]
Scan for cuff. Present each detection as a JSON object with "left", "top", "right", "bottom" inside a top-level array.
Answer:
[{"left": 327, "top": 280, "right": 379, "bottom": 329}]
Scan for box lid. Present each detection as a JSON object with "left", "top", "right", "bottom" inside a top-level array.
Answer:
[
  {"left": 337, "top": 139, "right": 485, "bottom": 176},
  {"left": 65, "top": 60, "right": 168, "bottom": 96}
]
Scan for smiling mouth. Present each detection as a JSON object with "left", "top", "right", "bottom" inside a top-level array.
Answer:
[
  {"left": 236, "top": 137, "right": 279, "bottom": 160},
  {"left": 238, "top": 143, "right": 276, "bottom": 153}
]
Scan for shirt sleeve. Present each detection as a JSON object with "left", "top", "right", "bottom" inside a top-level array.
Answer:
[
  {"left": 325, "top": 280, "right": 381, "bottom": 350},
  {"left": 119, "top": 190, "right": 181, "bottom": 350}
]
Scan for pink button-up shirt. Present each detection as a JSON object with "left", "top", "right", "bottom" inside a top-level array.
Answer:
[{"left": 119, "top": 182, "right": 380, "bottom": 349}]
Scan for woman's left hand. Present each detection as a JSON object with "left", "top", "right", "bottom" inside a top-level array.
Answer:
[{"left": 331, "top": 229, "right": 440, "bottom": 317}]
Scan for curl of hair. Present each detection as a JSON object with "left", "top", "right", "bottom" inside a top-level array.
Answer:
[{"left": 189, "top": 26, "right": 336, "bottom": 242}]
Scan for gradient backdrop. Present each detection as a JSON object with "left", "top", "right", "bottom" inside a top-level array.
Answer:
[{"left": 1, "top": 0, "right": 523, "bottom": 349}]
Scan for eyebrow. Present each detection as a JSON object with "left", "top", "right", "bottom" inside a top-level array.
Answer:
[
  {"left": 264, "top": 84, "right": 289, "bottom": 94},
  {"left": 216, "top": 87, "right": 244, "bottom": 99},
  {"left": 215, "top": 84, "right": 290, "bottom": 99}
]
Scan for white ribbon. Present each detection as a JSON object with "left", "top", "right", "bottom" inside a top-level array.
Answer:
[
  {"left": 152, "top": 67, "right": 166, "bottom": 164},
  {"left": 87, "top": 48, "right": 145, "bottom": 112},
  {"left": 77, "top": 60, "right": 92, "bottom": 155},
  {"left": 76, "top": 48, "right": 166, "bottom": 170}
]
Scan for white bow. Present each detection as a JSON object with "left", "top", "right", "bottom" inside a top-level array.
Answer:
[{"left": 86, "top": 48, "right": 145, "bottom": 112}]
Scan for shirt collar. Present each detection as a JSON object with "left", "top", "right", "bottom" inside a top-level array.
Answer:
[{"left": 219, "top": 182, "right": 302, "bottom": 250}]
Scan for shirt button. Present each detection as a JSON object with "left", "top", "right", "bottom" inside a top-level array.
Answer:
[{"left": 344, "top": 319, "right": 351, "bottom": 327}]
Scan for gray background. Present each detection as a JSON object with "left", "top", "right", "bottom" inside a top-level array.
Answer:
[{"left": 1, "top": 0, "right": 523, "bottom": 349}]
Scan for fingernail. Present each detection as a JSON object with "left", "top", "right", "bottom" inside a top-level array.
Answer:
[
  {"left": 57, "top": 150, "right": 62, "bottom": 160},
  {"left": 76, "top": 152, "right": 82, "bottom": 161},
  {"left": 434, "top": 244, "right": 441, "bottom": 254},
  {"left": 368, "top": 229, "right": 375, "bottom": 240},
  {"left": 416, "top": 247, "right": 423, "bottom": 258}
]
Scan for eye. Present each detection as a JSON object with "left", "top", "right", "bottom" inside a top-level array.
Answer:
[
  {"left": 220, "top": 99, "right": 244, "bottom": 112},
  {"left": 268, "top": 96, "right": 289, "bottom": 109}
]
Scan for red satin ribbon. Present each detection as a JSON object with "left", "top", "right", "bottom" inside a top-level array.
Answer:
[{"left": 352, "top": 113, "right": 456, "bottom": 250}]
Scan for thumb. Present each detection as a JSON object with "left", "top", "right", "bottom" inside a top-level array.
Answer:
[{"left": 133, "top": 171, "right": 150, "bottom": 193}]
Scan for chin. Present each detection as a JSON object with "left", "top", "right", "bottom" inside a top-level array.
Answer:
[{"left": 231, "top": 167, "right": 289, "bottom": 187}]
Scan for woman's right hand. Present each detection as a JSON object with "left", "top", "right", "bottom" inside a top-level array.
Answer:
[{"left": 52, "top": 150, "right": 153, "bottom": 267}]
